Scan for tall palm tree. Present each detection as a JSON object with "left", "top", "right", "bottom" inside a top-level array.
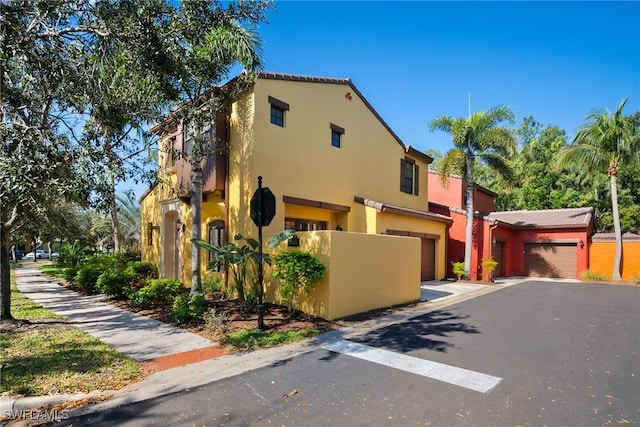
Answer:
[
  {"left": 555, "top": 98, "right": 640, "bottom": 280},
  {"left": 429, "top": 106, "right": 516, "bottom": 279}
]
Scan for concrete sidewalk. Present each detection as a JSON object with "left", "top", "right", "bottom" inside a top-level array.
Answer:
[
  {"left": 1, "top": 266, "right": 523, "bottom": 425},
  {"left": 11, "top": 265, "right": 218, "bottom": 362}
]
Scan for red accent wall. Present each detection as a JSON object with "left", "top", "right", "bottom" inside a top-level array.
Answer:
[
  {"left": 428, "top": 172, "right": 494, "bottom": 213},
  {"left": 428, "top": 172, "right": 464, "bottom": 209}
]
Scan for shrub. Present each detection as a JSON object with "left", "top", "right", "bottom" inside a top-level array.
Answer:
[
  {"left": 115, "top": 249, "right": 141, "bottom": 268},
  {"left": 202, "top": 275, "right": 223, "bottom": 296},
  {"left": 189, "top": 292, "right": 206, "bottom": 317},
  {"left": 171, "top": 292, "right": 206, "bottom": 325},
  {"left": 128, "top": 261, "right": 159, "bottom": 280},
  {"left": 203, "top": 308, "right": 227, "bottom": 332},
  {"left": 75, "top": 264, "right": 105, "bottom": 294},
  {"left": 481, "top": 258, "right": 499, "bottom": 282},
  {"left": 83, "top": 254, "right": 115, "bottom": 269},
  {"left": 581, "top": 269, "right": 611, "bottom": 283},
  {"left": 96, "top": 269, "right": 135, "bottom": 299},
  {"left": 130, "top": 279, "right": 182, "bottom": 307},
  {"left": 56, "top": 241, "right": 92, "bottom": 268},
  {"left": 451, "top": 261, "right": 466, "bottom": 280},
  {"left": 63, "top": 266, "right": 79, "bottom": 283},
  {"left": 632, "top": 274, "right": 640, "bottom": 285},
  {"left": 273, "top": 250, "right": 326, "bottom": 313}
]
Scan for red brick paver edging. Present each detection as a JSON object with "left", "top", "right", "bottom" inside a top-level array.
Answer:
[{"left": 141, "top": 346, "right": 227, "bottom": 372}]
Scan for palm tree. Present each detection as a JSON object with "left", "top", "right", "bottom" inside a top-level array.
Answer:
[
  {"left": 555, "top": 98, "right": 640, "bottom": 280},
  {"left": 179, "top": 24, "right": 263, "bottom": 295},
  {"left": 116, "top": 192, "right": 141, "bottom": 249},
  {"left": 429, "top": 106, "right": 516, "bottom": 279}
]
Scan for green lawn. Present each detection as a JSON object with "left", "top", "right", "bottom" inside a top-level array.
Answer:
[{"left": 1, "top": 266, "right": 144, "bottom": 397}]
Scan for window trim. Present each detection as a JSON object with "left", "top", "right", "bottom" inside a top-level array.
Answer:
[
  {"left": 268, "top": 96, "right": 289, "bottom": 127},
  {"left": 330, "top": 123, "right": 345, "bottom": 148},
  {"left": 400, "top": 157, "right": 420, "bottom": 196}
]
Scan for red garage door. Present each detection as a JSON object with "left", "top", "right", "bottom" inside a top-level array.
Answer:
[{"left": 524, "top": 242, "right": 577, "bottom": 279}]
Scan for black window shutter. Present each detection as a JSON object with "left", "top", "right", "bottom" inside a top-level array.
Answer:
[
  {"left": 414, "top": 164, "right": 419, "bottom": 195},
  {"left": 400, "top": 158, "right": 407, "bottom": 192}
]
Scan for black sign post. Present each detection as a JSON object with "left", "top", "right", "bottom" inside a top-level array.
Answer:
[{"left": 250, "top": 176, "right": 276, "bottom": 331}]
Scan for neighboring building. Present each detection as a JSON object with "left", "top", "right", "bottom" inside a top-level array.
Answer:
[
  {"left": 428, "top": 171, "right": 595, "bottom": 280},
  {"left": 140, "top": 72, "right": 451, "bottom": 317}
]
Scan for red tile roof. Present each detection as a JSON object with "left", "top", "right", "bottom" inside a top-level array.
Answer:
[{"left": 591, "top": 230, "right": 640, "bottom": 241}]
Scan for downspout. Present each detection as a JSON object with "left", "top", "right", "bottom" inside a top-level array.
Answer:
[
  {"left": 445, "top": 218, "right": 453, "bottom": 280},
  {"left": 488, "top": 220, "right": 498, "bottom": 282}
]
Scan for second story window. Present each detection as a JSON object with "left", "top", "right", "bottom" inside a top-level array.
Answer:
[
  {"left": 269, "top": 96, "right": 289, "bottom": 127},
  {"left": 182, "top": 120, "right": 212, "bottom": 157},
  {"left": 183, "top": 122, "right": 194, "bottom": 156},
  {"left": 163, "top": 136, "right": 176, "bottom": 169},
  {"left": 400, "top": 157, "right": 419, "bottom": 195},
  {"left": 330, "top": 123, "right": 344, "bottom": 148}
]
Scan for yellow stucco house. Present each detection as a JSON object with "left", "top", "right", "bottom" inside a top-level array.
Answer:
[{"left": 140, "top": 72, "right": 451, "bottom": 320}]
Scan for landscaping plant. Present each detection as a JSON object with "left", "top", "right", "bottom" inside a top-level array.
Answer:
[
  {"left": 193, "top": 229, "right": 295, "bottom": 305},
  {"left": 273, "top": 250, "right": 326, "bottom": 315},
  {"left": 96, "top": 269, "right": 135, "bottom": 299},
  {"left": 130, "top": 278, "right": 182, "bottom": 308},
  {"left": 481, "top": 257, "right": 499, "bottom": 282},
  {"left": 171, "top": 292, "right": 206, "bottom": 325},
  {"left": 452, "top": 261, "right": 466, "bottom": 280}
]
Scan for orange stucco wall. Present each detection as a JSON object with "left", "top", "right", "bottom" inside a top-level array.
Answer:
[{"left": 589, "top": 240, "right": 640, "bottom": 281}]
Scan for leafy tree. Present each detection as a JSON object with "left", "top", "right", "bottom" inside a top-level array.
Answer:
[
  {"left": 555, "top": 98, "right": 640, "bottom": 280},
  {"left": 428, "top": 106, "right": 516, "bottom": 279},
  {"left": 0, "top": 0, "right": 108, "bottom": 319},
  {"left": 492, "top": 117, "right": 571, "bottom": 211},
  {"left": 79, "top": 47, "right": 163, "bottom": 252},
  {"left": 141, "top": 1, "right": 271, "bottom": 295}
]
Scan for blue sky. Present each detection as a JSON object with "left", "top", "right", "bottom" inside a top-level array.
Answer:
[{"left": 255, "top": 1, "right": 640, "bottom": 154}]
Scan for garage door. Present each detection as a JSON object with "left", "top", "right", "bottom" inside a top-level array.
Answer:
[
  {"left": 421, "top": 238, "right": 436, "bottom": 281},
  {"left": 524, "top": 242, "right": 577, "bottom": 279},
  {"left": 493, "top": 241, "right": 504, "bottom": 278}
]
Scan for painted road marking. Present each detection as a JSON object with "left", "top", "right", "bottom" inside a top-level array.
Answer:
[{"left": 323, "top": 339, "right": 501, "bottom": 393}]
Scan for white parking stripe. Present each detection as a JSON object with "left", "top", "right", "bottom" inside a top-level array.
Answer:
[{"left": 323, "top": 339, "right": 501, "bottom": 393}]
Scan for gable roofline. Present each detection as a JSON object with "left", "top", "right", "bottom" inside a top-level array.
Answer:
[
  {"left": 149, "top": 71, "right": 433, "bottom": 164},
  {"left": 257, "top": 72, "right": 432, "bottom": 164}
]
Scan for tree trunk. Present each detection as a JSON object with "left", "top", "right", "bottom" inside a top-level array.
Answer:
[
  {"left": 0, "top": 222, "right": 13, "bottom": 320},
  {"left": 109, "top": 171, "right": 121, "bottom": 253},
  {"left": 610, "top": 174, "right": 623, "bottom": 281},
  {"left": 464, "top": 153, "right": 474, "bottom": 280},
  {"left": 190, "top": 161, "right": 203, "bottom": 294}
]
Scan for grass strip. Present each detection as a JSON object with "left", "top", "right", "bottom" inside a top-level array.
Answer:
[
  {"left": 1, "top": 267, "right": 142, "bottom": 397},
  {"left": 225, "top": 328, "right": 321, "bottom": 350}
]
